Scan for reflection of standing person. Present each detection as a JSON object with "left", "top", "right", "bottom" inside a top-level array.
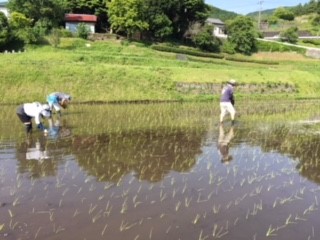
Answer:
[
  {"left": 220, "top": 79, "right": 236, "bottom": 125},
  {"left": 218, "top": 125, "right": 234, "bottom": 164},
  {"left": 16, "top": 102, "right": 52, "bottom": 134},
  {"left": 47, "top": 92, "right": 72, "bottom": 116}
]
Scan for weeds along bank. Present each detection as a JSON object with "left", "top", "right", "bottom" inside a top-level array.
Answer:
[{"left": 1, "top": 38, "right": 320, "bottom": 104}]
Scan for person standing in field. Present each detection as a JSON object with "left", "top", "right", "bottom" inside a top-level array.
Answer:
[
  {"left": 220, "top": 79, "right": 236, "bottom": 125},
  {"left": 16, "top": 102, "right": 52, "bottom": 134},
  {"left": 46, "top": 92, "right": 72, "bottom": 116}
]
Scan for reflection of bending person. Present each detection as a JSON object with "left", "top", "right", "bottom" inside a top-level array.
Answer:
[
  {"left": 218, "top": 125, "right": 234, "bottom": 164},
  {"left": 26, "top": 139, "right": 49, "bottom": 160}
]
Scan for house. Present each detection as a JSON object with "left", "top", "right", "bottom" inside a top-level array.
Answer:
[
  {"left": 65, "top": 14, "right": 97, "bottom": 34},
  {"left": 0, "top": 1, "right": 9, "bottom": 18},
  {"left": 205, "top": 18, "right": 227, "bottom": 38}
]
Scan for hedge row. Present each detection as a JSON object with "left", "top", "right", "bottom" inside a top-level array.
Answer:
[
  {"left": 224, "top": 56, "right": 279, "bottom": 65},
  {"left": 150, "top": 45, "right": 224, "bottom": 59},
  {"left": 257, "top": 40, "right": 306, "bottom": 54},
  {"left": 151, "top": 44, "right": 279, "bottom": 65}
]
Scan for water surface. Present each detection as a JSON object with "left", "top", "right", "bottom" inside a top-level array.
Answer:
[{"left": 1, "top": 101, "right": 320, "bottom": 240}]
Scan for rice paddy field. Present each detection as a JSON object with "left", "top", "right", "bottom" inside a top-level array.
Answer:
[{"left": 1, "top": 100, "right": 320, "bottom": 240}]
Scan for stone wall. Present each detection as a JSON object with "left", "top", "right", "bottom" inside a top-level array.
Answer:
[{"left": 306, "top": 49, "right": 320, "bottom": 59}]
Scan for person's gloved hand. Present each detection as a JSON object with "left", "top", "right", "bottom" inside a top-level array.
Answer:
[{"left": 37, "top": 123, "right": 45, "bottom": 131}]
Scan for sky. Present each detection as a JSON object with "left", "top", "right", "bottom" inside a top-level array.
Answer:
[{"left": 205, "top": 0, "right": 311, "bottom": 15}]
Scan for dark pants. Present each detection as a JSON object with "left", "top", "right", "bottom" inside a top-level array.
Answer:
[
  {"left": 16, "top": 105, "right": 31, "bottom": 123},
  {"left": 16, "top": 105, "right": 32, "bottom": 133}
]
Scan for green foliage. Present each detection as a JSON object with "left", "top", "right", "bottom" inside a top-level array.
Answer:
[
  {"left": 224, "top": 56, "right": 279, "bottom": 65},
  {"left": 9, "top": 12, "right": 39, "bottom": 44},
  {"left": 151, "top": 44, "right": 224, "bottom": 59},
  {"left": 192, "top": 25, "right": 221, "bottom": 52},
  {"left": 77, "top": 23, "right": 90, "bottom": 39},
  {"left": 302, "top": 39, "right": 320, "bottom": 46},
  {"left": 0, "top": 12, "right": 10, "bottom": 50},
  {"left": 33, "top": 19, "right": 53, "bottom": 37},
  {"left": 206, "top": 5, "right": 238, "bottom": 21},
  {"left": 108, "top": 0, "right": 149, "bottom": 38},
  {"left": 274, "top": 7, "right": 295, "bottom": 21},
  {"left": 280, "top": 26, "right": 299, "bottom": 43},
  {"left": 226, "top": 16, "right": 257, "bottom": 55},
  {"left": 267, "top": 15, "right": 278, "bottom": 25},
  {"left": 7, "top": 0, "right": 65, "bottom": 27},
  {"left": 257, "top": 40, "right": 306, "bottom": 54},
  {"left": 149, "top": 13, "right": 173, "bottom": 40},
  {"left": 48, "top": 28, "right": 61, "bottom": 47},
  {"left": 311, "top": 14, "right": 320, "bottom": 26},
  {"left": 221, "top": 41, "right": 236, "bottom": 54}
]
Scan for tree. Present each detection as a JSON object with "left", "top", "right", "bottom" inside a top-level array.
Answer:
[
  {"left": 192, "top": 25, "right": 221, "bottom": 52},
  {"left": 280, "top": 26, "right": 298, "bottom": 44},
  {"left": 107, "top": 0, "right": 149, "bottom": 38},
  {"left": 0, "top": 12, "right": 10, "bottom": 50},
  {"left": 226, "top": 16, "right": 257, "bottom": 55},
  {"left": 274, "top": 7, "right": 295, "bottom": 21},
  {"left": 9, "top": 12, "right": 38, "bottom": 44}
]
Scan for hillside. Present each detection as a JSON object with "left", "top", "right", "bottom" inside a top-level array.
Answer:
[
  {"left": 0, "top": 38, "right": 320, "bottom": 104},
  {"left": 206, "top": 5, "right": 238, "bottom": 21}
]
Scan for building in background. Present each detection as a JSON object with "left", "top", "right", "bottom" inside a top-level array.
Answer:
[
  {"left": 0, "top": 1, "right": 9, "bottom": 18},
  {"left": 205, "top": 18, "right": 227, "bottom": 38},
  {"left": 65, "top": 14, "right": 97, "bottom": 34}
]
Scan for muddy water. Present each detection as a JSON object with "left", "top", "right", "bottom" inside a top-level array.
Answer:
[{"left": 1, "top": 101, "right": 320, "bottom": 240}]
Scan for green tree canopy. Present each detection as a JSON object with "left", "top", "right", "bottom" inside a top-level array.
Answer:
[
  {"left": 107, "top": 0, "right": 149, "bottom": 38},
  {"left": 7, "top": 0, "right": 65, "bottom": 27},
  {"left": 273, "top": 7, "right": 295, "bottom": 21},
  {"left": 226, "top": 16, "right": 257, "bottom": 55},
  {"left": 280, "top": 26, "right": 298, "bottom": 44},
  {"left": 0, "top": 12, "right": 10, "bottom": 50}
]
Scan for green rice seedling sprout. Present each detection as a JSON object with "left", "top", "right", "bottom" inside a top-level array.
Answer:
[
  {"left": 149, "top": 227, "right": 153, "bottom": 239},
  {"left": 89, "top": 204, "right": 98, "bottom": 214},
  {"left": 198, "top": 229, "right": 209, "bottom": 240},
  {"left": 119, "top": 220, "right": 138, "bottom": 231},
  {"left": 175, "top": 201, "right": 181, "bottom": 211},
  {"left": 212, "top": 204, "right": 221, "bottom": 214},
  {"left": 193, "top": 214, "right": 200, "bottom": 224},
  {"left": 101, "top": 223, "right": 108, "bottom": 236},
  {"left": 92, "top": 210, "right": 102, "bottom": 223},
  {"left": 266, "top": 225, "right": 277, "bottom": 237},
  {"left": 73, "top": 209, "right": 80, "bottom": 218},
  {"left": 34, "top": 227, "right": 42, "bottom": 239}
]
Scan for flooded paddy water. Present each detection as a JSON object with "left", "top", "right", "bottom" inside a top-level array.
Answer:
[{"left": 1, "top": 100, "right": 320, "bottom": 240}]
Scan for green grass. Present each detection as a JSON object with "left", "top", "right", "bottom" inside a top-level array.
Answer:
[{"left": 1, "top": 37, "right": 320, "bottom": 104}]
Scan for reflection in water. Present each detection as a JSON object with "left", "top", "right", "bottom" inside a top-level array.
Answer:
[
  {"left": 218, "top": 125, "right": 234, "bottom": 164},
  {"left": 15, "top": 119, "right": 72, "bottom": 178},
  {"left": 74, "top": 129, "right": 202, "bottom": 182},
  {"left": 16, "top": 135, "right": 57, "bottom": 178},
  {"left": 2, "top": 102, "right": 320, "bottom": 240}
]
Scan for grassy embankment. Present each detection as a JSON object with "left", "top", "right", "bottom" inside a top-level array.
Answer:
[{"left": 1, "top": 37, "right": 320, "bottom": 104}]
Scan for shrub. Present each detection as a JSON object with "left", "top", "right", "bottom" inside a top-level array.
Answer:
[
  {"left": 48, "top": 28, "right": 61, "bottom": 47},
  {"left": 77, "top": 23, "right": 90, "bottom": 39}
]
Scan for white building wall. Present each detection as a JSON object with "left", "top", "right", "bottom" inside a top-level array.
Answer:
[
  {"left": 0, "top": 7, "right": 9, "bottom": 18},
  {"left": 66, "top": 22, "right": 95, "bottom": 34}
]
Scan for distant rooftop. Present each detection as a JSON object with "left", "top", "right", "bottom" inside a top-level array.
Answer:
[
  {"left": 65, "top": 14, "right": 97, "bottom": 23},
  {"left": 206, "top": 18, "right": 225, "bottom": 25}
]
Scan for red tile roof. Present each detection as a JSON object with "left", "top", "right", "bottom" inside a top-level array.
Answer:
[{"left": 65, "top": 14, "right": 97, "bottom": 23}]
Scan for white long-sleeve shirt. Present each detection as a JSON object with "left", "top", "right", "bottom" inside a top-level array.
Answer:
[{"left": 23, "top": 102, "right": 44, "bottom": 124}]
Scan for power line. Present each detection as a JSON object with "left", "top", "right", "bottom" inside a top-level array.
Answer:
[{"left": 258, "top": 0, "right": 264, "bottom": 30}]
